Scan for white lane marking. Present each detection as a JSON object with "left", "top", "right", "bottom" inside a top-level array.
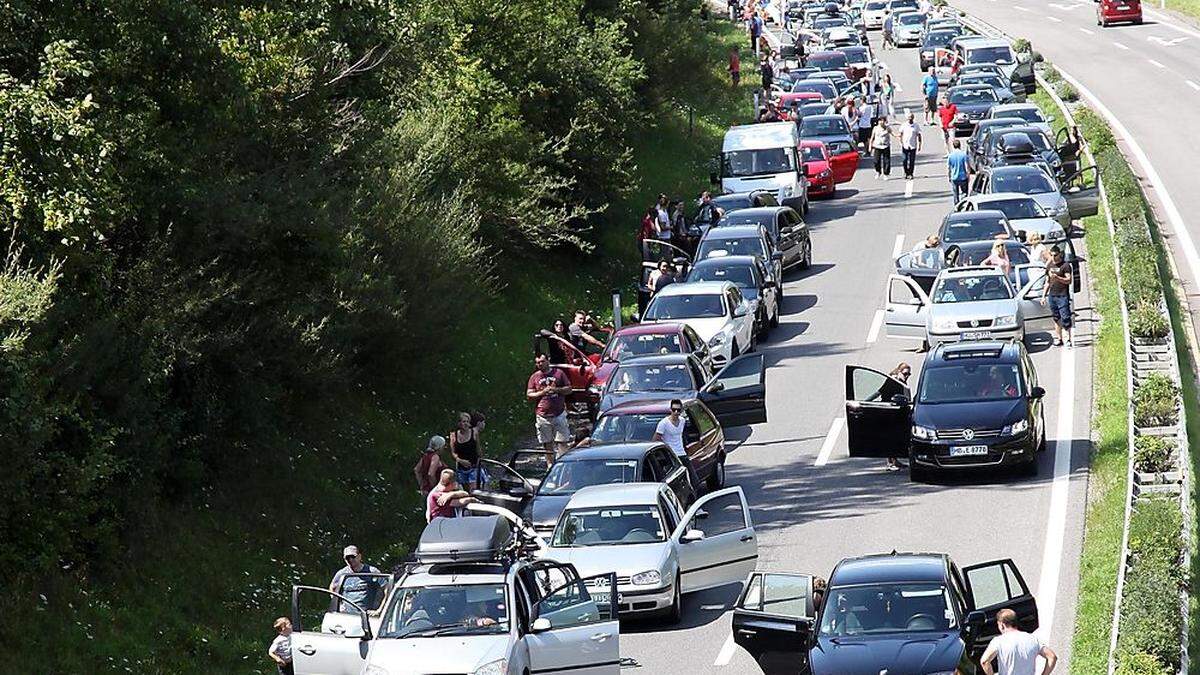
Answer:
[
  {"left": 1113, "top": 41, "right": 1130, "bottom": 50},
  {"left": 892, "top": 234, "right": 905, "bottom": 257},
  {"left": 714, "top": 633, "right": 737, "bottom": 666},
  {"left": 1053, "top": 68, "right": 1200, "bottom": 350},
  {"left": 905, "top": 180, "right": 915, "bottom": 198},
  {"left": 867, "top": 309, "right": 885, "bottom": 343},
  {"left": 815, "top": 417, "right": 845, "bottom": 466},
  {"left": 1035, "top": 341, "right": 1075, "bottom": 644},
  {"left": 1188, "top": 80, "right": 1200, "bottom": 91},
  {"left": 1048, "top": 1, "right": 1086, "bottom": 9},
  {"left": 1147, "top": 59, "right": 1166, "bottom": 68},
  {"left": 1046, "top": 15, "right": 1063, "bottom": 22},
  {"left": 1148, "top": 35, "right": 1189, "bottom": 47},
  {"left": 1078, "top": 27, "right": 1094, "bottom": 35},
  {"left": 1014, "top": 4, "right": 1032, "bottom": 11}
]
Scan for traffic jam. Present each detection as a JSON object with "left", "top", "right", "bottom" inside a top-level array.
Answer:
[{"left": 285, "top": 1, "right": 1096, "bottom": 673}]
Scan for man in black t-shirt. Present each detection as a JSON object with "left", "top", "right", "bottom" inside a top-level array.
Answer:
[{"left": 1043, "top": 246, "right": 1074, "bottom": 347}]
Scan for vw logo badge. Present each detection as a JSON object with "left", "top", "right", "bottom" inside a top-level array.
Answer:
[{"left": 963, "top": 428, "right": 976, "bottom": 440}]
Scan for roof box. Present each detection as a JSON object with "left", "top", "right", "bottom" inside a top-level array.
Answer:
[{"left": 416, "top": 515, "right": 512, "bottom": 563}]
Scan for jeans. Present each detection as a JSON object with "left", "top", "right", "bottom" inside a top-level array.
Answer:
[
  {"left": 902, "top": 148, "right": 917, "bottom": 178},
  {"left": 951, "top": 179, "right": 969, "bottom": 205},
  {"left": 873, "top": 148, "right": 891, "bottom": 175},
  {"left": 1048, "top": 294, "right": 1073, "bottom": 328}
]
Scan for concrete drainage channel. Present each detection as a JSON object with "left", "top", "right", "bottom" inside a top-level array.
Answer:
[{"left": 952, "top": 7, "right": 1194, "bottom": 674}]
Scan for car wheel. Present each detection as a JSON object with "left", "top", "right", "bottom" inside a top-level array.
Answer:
[
  {"left": 707, "top": 454, "right": 727, "bottom": 491},
  {"left": 1038, "top": 414, "right": 1048, "bottom": 452},
  {"left": 800, "top": 240, "right": 813, "bottom": 270},
  {"left": 663, "top": 575, "right": 682, "bottom": 625},
  {"left": 1022, "top": 457, "right": 1039, "bottom": 478}
]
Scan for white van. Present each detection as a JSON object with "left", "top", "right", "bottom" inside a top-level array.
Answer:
[{"left": 714, "top": 122, "right": 810, "bottom": 216}]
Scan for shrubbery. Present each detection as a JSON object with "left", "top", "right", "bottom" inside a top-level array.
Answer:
[
  {"left": 1133, "top": 435, "right": 1175, "bottom": 473},
  {"left": 1119, "top": 495, "right": 1184, "bottom": 671},
  {"left": 1133, "top": 373, "right": 1180, "bottom": 428},
  {"left": 1129, "top": 305, "right": 1169, "bottom": 340},
  {"left": 1056, "top": 81, "right": 1080, "bottom": 102}
]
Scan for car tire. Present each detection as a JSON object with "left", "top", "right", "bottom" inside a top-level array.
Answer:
[
  {"left": 1022, "top": 457, "right": 1039, "bottom": 477},
  {"left": 707, "top": 454, "right": 727, "bottom": 491},
  {"left": 800, "top": 240, "right": 812, "bottom": 270},
  {"left": 663, "top": 575, "right": 682, "bottom": 625}
]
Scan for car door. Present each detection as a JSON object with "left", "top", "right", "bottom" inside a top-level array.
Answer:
[
  {"left": 883, "top": 274, "right": 931, "bottom": 340},
  {"left": 653, "top": 446, "right": 695, "bottom": 506},
  {"left": 534, "top": 332, "right": 594, "bottom": 397},
  {"left": 673, "top": 486, "right": 759, "bottom": 593},
  {"left": 844, "top": 365, "right": 912, "bottom": 458},
  {"left": 1014, "top": 264, "right": 1054, "bottom": 333},
  {"left": 472, "top": 459, "right": 536, "bottom": 513},
  {"left": 526, "top": 571, "right": 621, "bottom": 675},
  {"left": 291, "top": 586, "right": 373, "bottom": 675},
  {"left": 1011, "top": 58, "right": 1036, "bottom": 95},
  {"left": 826, "top": 139, "right": 859, "bottom": 184},
  {"left": 1062, "top": 165, "right": 1100, "bottom": 219},
  {"left": 776, "top": 212, "right": 800, "bottom": 266},
  {"left": 961, "top": 558, "right": 1039, "bottom": 653},
  {"left": 699, "top": 353, "right": 767, "bottom": 426},
  {"left": 732, "top": 572, "right": 820, "bottom": 674},
  {"left": 729, "top": 286, "right": 755, "bottom": 346},
  {"left": 683, "top": 325, "right": 715, "bottom": 375},
  {"left": 681, "top": 408, "right": 710, "bottom": 478}
]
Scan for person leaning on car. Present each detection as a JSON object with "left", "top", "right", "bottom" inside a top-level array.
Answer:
[{"left": 527, "top": 353, "right": 573, "bottom": 463}]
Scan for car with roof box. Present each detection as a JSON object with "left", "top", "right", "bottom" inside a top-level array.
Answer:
[
  {"left": 732, "top": 550, "right": 1039, "bottom": 673},
  {"left": 590, "top": 398, "right": 728, "bottom": 493},
  {"left": 966, "top": 117, "right": 1028, "bottom": 169},
  {"left": 833, "top": 45, "right": 874, "bottom": 82},
  {"left": 686, "top": 253, "right": 782, "bottom": 338},
  {"left": 979, "top": 124, "right": 1063, "bottom": 177},
  {"left": 984, "top": 132, "right": 1050, "bottom": 173}
]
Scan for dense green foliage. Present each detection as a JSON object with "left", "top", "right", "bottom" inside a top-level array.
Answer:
[
  {"left": 1134, "top": 435, "right": 1176, "bottom": 474},
  {"left": 1119, "top": 495, "right": 1185, "bottom": 671}
]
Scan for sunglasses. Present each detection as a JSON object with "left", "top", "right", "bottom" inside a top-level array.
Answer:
[
  {"left": 670, "top": 407, "right": 683, "bottom": 413},
  {"left": 345, "top": 554, "right": 358, "bottom": 561}
]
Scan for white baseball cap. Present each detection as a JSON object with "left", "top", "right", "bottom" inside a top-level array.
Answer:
[{"left": 343, "top": 545, "right": 360, "bottom": 558}]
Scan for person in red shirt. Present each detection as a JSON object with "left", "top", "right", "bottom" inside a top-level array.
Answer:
[
  {"left": 426, "top": 469, "right": 476, "bottom": 522},
  {"left": 413, "top": 435, "right": 448, "bottom": 496},
  {"left": 728, "top": 47, "right": 741, "bottom": 87},
  {"left": 526, "top": 354, "right": 573, "bottom": 464},
  {"left": 637, "top": 205, "right": 657, "bottom": 254},
  {"left": 937, "top": 94, "right": 957, "bottom": 150}
]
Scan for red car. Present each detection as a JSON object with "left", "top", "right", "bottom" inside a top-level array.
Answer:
[
  {"left": 800, "top": 140, "right": 836, "bottom": 197},
  {"left": 592, "top": 323, "right": 715, "bottom": 399},
  {"left": 533, "top": 329, "right": 610, "bottom": 418},
  {"left": 1096, "top": 0, "right": 1141, "bottom": 25}
]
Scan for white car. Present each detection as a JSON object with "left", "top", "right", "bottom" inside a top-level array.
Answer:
[
  {"left": 539, "top": 483, "right": 758, "bottom": 623},
  {"left": 641, "top": 281, "right": 756, "bottom": 368},
  {"left": 884, "top": 266, "right": 1054, "bottom": 347},
  {"left": 955, "top": 192, "right": 1067, "bottom": 243},
  {"left": 863, "top": 0, "right": 888, "bottom": 28}
]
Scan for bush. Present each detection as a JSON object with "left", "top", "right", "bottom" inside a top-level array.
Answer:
[
  {"left": 1119, "top": 495, "right": 1184, "bottom": 669},
  {"left": 1129, "top": 304, "right": 1170, "bottom": 340},
  {"left": 1056, "top": 80, "right": 1079, "bottom": 102},
  {"left": 1133, "top": 373, "right": 1180, "bottom": 427},
  {"left": 1077, "top": 106, "right": 1116, "bottom": 153},
  {"left": 1116, "top": 649, "right": 1172, "bottom": 675},
  {"left": 1133, "top": 435, "right": 1175, "bottom": 473},
  {"left": 1013, "top": 38, "right": 1031, "bottom": 54},
  {"left": 1041, "top": 64, "right": 1062, "bottom": 83}
]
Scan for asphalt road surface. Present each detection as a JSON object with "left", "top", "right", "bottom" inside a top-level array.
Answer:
[{"left": 617, "top": 24, "right": 1095, "bottom": 673}]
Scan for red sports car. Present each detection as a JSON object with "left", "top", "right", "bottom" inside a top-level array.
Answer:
[{"left": 801, "top": 140, "right": 836, "bottom": 197}]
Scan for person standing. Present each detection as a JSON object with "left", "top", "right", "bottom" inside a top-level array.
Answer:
[
  {"left": 868, "top": 363, "right": 911, "bottom": 471},
  {"left": 879, "top": 73, "right": 896, "bottom": 119},
  {"left": 655, "top": 194, "right": 672, "bottom": 242},
  {"left": 856, "top": 97, "right": 875, "bottom": 152},
  {"left": 1043, "top": 246, "right": 1074, "bottom": 347},
  {"left": 450, "top": 411, "right": 485, "bottom": 491},
  {"left": 637, "top": 205, "right": 657, "bottom": 252},
  {"left": 268, "top": 618, "right": 294, "bottom": 675},
  {"left": 983, "top": 240, "right": 1012, "bottom": 276},
  {"left": 1027, "top": 232, "right": 1049, "bottom": 264},
  {"left": 329, "top": 546, "right": 384, "bottom": 612},
  {"left": 749, "top": 11, "right": 764, "bottom": 53},
  {"left": 760, "top": 55, "right": 774, "bottom": 94},
  {"left": 947, "top": 139, "right": 970, "bottom": 204},
  {"left": 413, "top": 435, "right": 448, "bottom": 496},
  {"left": 842, "top": 97, "right": 860, "bottom": 134},
  {"left": 1057, "top": 125, "right": 1082, "bottom": 178},
  {"left": 648, "top": 259, "right": 676, "bottom": 293},
  {"left": 426, "top": 468, "right": 477, "bottom": 522},
  {"left": 899, "top": 112, "right": 922, "bottom": 180},
  {"left": 922, "top": 67, "right": 939, "bottom": 125},
  {"left": 937, "top": 94, "right": 957, "bottom": 149},
  {"left": 527, "top": 353, "right": 573, "bottom": 463},
  {"left": 653, "top": 400, "right": 702, "bottom": 491},
  {"left": 729, "top": 47, "right": 741, "bottom": 87},
  {"left": 870, "top": 117, "right": 894, "bottom": 180},
  {"left": 980, "top": 608, "right": 1058, "bottom": 675},
  {"left": 568, "top": 309, "right": 606, "bottom": 350}
]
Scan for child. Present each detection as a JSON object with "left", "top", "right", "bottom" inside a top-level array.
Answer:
[{"left": 268, "top": 617, "right": 294, "bottom": 675}]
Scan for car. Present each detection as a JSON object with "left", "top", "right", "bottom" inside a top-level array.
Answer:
[
  {"left": 846, "top": 340, "right": 1046, "bottom": 480},
  {"left": 807, "top": 50, "right": 852, "bottom": 80},
  {"left": 947, "top": 84, "right": 1000, "bottom": 135},
  {"left": 592, "top": 320, "right": 714, "bottom": 405},
  {"left": 732, "top": 551, "right": 1039, "bottom": 673},
  {"left": 948, "top": 62, "right": 1008, "bottom": 88},
  {"left": 710, "top": 190, "right": 780, "bottom": 215},
  {"left": 808, "top": 70, "right": 854, "bottom": 95},
  {"left": 977, "top": 125, "right": 1063, "bottom": 177},
  {"left": 954, "top": 37, "right": 1037, "bottom": 95},
  {"left": 696, "top": 222, "right": 782, "bottom": 281},
  {"left": 834, "top": 45, "right": 873, "bottom": 82},
  {"left": 956, "top": 72, "right": 1024, "bottom": 104},
  {"left": 918, "top": 28, "right": 957, "bottom": 70},
  {"left": 987, "top": 102, "right": 1053, "bottom": 138},
  {"left": 890, "top": 10, "right": 926, "bottom": 46},
  {"left": 292, "top": 512, "right": 622, "bottom": 675},
  {"left": 541, "top": 483, "right": 758, "bottom": 623},
  {"left": 640, "top": 282, "right": 758, "bottom": 367},
  {"left": 1098, "top": 0, "right": 1142, "bottom": 26},
  {"left": 475, "top": 441, "right": 697, "bottom": 536},
  {"left": 938, "top": 209, "right": 1019, "bottom": 248},
  {"left": 590, "top": 398, "right": 729, "bottom": 492},
  {"left": 971, "top": 164, "right": 1100, "bottom": 230},
  {"left": 956, "top": 192, "right": 1067, "bottom": 243},
  {"left": 789, "top": 78, "right": 838, "bottom": 101},
  {"left": 925, "top": 17, "right": 962, "bottom": 34},
  {"left": 820, "top": 26, "right": 860, "bottom": 48},
  {"left": 687, "top": 254, "right": 783, "bottom": 336},
  {"left": 800, "top": 140, "right": 837, "bottom": 197},
  {"left": 715, "top": 123, "right": 810, "bottom": 214},
  {"left": 862, "top": 0, "right": 888, "bottom": 28},
  {"left": 887, "top": 0, "right": 919, "bottom": 12},
  {"left": 895, "top": 239, "right": 1032, "bottom": 294},
  {"left": 777, "top": 90, "right": 825, "bottom": 116},
  {"left": 798, "top": 114, "right": 860, "bottom": 183},
  {"left": 712, "top": 206, "right": 812, "bottom": 270},
  {"left": 883, "top": 265, "right": 1054, "bottom": 348},
  {"left": 985, "top": 132, "right": 1052, "bottom": 174},
  {"left": 966, "top": 116, "right": 1030, "bottom": 171},
  {"left": 799, "top": 101, "right": 832, "bottom": 118}
]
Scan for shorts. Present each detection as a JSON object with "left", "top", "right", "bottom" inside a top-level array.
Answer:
[
  {"left": 924, "top": 96, "right": 937, "bottom": 113},
  {"left": 456, "top": 466, "right": 487, "bottom": 486},
  {"left": 278, "top": 663, "right": 295, "bottom": 675},
  {"left": 1048, "top": 294, "right": 1072, "bottom": 328},
  {"left": 535, "top": 412, "right": 571, "bottom": 444}
]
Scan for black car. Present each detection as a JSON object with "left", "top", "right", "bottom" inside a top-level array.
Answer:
[
  {"left": 947, "top": 84, "right": 1000, "bottom": 136},
  {"left": 981, "top": 125, "right": 1063, "bottom": 177},
  {"left": 710, "top": 190, "right": 780, "bottom": 215},
  {"left": 985, "top": 132, "right": 1044, "bottom": 171},
  {"left": 599, "top": 352, "right": 767, "bottom": 425},
  {"left": 687, "top": 254, "right": 782, "bottom": 336},
  {"left": 697, "top": 223, "right": 784, "bottom": 282},
  {"left": 844, "top": 341, "right": 1046, "bottom": 482},
  {"left": 967, "top": 117, "right": 1028, "bottom": 170},
  {"left": 713, "top": 206, "right": 812, "bottom": 270},
  {"left": 918, "top": 29, "right": 957, "bottom": 70},
  {"left": 732, "top": 551, "right": 1039, "bottom": 674}
]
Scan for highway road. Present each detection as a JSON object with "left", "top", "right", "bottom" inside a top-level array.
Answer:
[{"left": 618, "top": 25, "right": 1095, "bottom": 673}]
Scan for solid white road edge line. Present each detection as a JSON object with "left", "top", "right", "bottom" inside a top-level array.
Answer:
[
  {"left": 893, "top": 233, "right": 906, "bottom": 257},
  {"left": 867, "top": 309, "right": 885, "bottom": 343},
  {"left": 1147, "top": 59, "right": 1166, "bottom": 68},
  {"left": 1054, "top": 67, "right": 1200, "bottom": 317},
  {"left": 1145, "top": 7, "right": 1200, "bottom": 40},
  {"left": 714, "top": 632, "right": 737, "bottom": 666},
  {"left": 815, "top": 417, "right": 846, "bottom": 466},
  {"left": 1034, "top": 345, "right": 1075, "bottom": 644}
]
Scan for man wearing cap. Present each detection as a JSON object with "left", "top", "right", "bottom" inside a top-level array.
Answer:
[{"left": 329, "top": 546, "right": 384, "bottom": 612}]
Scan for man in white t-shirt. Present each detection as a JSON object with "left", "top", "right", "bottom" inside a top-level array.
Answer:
[
  {"left": 653, "top": 400, "right": 686, "bottom": 456},
  {"left": 981, "top": 608, "right": 1058, "bottom": 675}
]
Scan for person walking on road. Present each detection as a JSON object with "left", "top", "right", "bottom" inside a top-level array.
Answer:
[
  {"left": 980, "top": 608, "right": 1058, "bottom": 675},
  {"left": 947, "top": 139, "right": 970, "bottom": 204},
  {"left": 870, "top": 117, "right": 895, "bottom": 180},
  {"left": 922, "top": 67, "right": 939, "bottom": 125},
  {"left": 856, "top": 97, "right": 875, "bottom": 152},
  {"left": 414, "top": 434, "right": 448, "bottom": 496},
  {"left": 729, "top": 47, "right": 741, "bottom": 87},
  {"left": 1043, "top": 246, "right": 1074, "bottom": 347},
  {"left": 883, "top": 11, "right": 895, "bottom": 49},
  {"left": 268, "top": 617, "right": 294, "bottom": 675},
  {"left": 937, "top": 94, "right": 957, "bottom": 149},
  {"left": 900, "top": 112, "right": 922, "bottom": 180},
  {"left": 527, "top": 353, "right": 573, "bottom": 463}
]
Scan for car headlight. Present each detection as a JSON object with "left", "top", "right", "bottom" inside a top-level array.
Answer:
[
  {"left": 632, "top": 570, "right": 663, "bottom": 586},
  {"left": 931, "top": 317, "right": 956, "bottom": 332},
  {"left": 709, "top": 332, "right": 728, "bottom": 347},
  {"left": 912, "top": 424, "right": 938, "bottom": 440},
  {"left": 1048, "top": 203, "right": 1067, "bottom": 216},
  {"left": 995, "top": 314, "right": 1017, "bottom": 328},
  {"left": 954, "top": 113, "right": 966, "bottom": 122},
  {"left": 365, "top": 666, "right": 391, "bottom": 675},
  {"left": 780, "top": 185, "right": 793, "bottom": 198},
  {"left": 472, "top": 659, "right": 508, "bottom": 675},
  {"left": 818, "top": 169, "right": 832, "bottom": 178},
  {"left": 1003, "top": 419, "right": 1030, "bottom": 436}
]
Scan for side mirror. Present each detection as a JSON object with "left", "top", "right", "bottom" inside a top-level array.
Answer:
[
  {"left": 532, "top": 617, "right": 552, "bottom": 632},
  {"left": 891, "top": 393, "right": 910, "bottom": 406},
  {"left": 1030, "top": 386, "right": 1045, "bottom": 399},
  {"left": 708, "top": 381, "right": 726, "bottom": 393},
  {"left": 681, "top": 529, "right": 706, "bottom": 543},
  {"left": 965, "top": 610, "right": 986, "bottom": 631},
  {"left": 1047, "top": 115, "right": 1056, "bottom": 123}
]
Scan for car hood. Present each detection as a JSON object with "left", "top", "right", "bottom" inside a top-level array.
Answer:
[
  {"left": 1009, "top": 215, "right": 1063, "bottom": 237},
  {"left": 600, "top": 389, "right": 698, "bottom": 413},
  {"left": 800, "top": 132, "right": 853, "bottom": 147},
  {"left": 929, "top": 297, "right": 1018, "bottom": 324},
  {"left": 364, "top": 634, "right": 510, "bottom": 673},
  {"left": 721, "top": 173, "right": 795, "bottom": 195},
  {"left": 541, "top": 543, "right": 672, "bottom": 579},
  {"left": 955, "top": 101, "right": 995, "bottom": 116},
  {"left": 810, "top": 632, "right": 964, "bottom": 675},
  {"left": 528, "top": 494, "right": 573, "bottom": 531},
  {"left": 661, "top": 316, "right": 732, "bottom": 343},
  {"left": 914, "top": 397, "right": 1027, "bottom": 430}
]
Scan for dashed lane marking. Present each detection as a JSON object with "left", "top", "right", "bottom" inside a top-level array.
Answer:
[
  {"left": 1113, "top": 41, "right": 1130, "bottom": 50},
  {"left": 867, "top": 309, "right": 885, "bottom": 344},
  {"left": 713, "top": 633, "right": 737, "bottom": 666},
  {"left": 892, "top": 234, "right": 905, "bottom": 257},
  {"left": 814, "top": 417, "right": 845, "bottom": 466},
  {"left": 1078, "top": 27, "right": 1094, "bottom": 35},
  {"left": 1188, "top": 80, "right": 1200, "bottom": 91},
  {"left": 1147, "top": 58, "right": 1166, "bottom": 68}
]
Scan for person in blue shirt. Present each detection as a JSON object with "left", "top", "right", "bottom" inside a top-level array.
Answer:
[
  {"left": 921, "top": 67, "right": 940, "bottom": 125},
  {"left": 883, "top": 12, "right": 895, "bottom": 49},
  {"left": 946, "top": 139, "right": 971, "bottom": 205}
]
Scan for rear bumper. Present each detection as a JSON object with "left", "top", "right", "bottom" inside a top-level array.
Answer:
[
  {"left": 911, "top": 434, "right": 1037, "bottom": 470},
  {"left": 1101, "top": 7, "right": 1142, "bottom": 21}
]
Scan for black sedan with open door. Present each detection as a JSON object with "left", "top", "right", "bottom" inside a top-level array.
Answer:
[{"left": 731, "top": 551, "right": 1039, "bottom": 674}]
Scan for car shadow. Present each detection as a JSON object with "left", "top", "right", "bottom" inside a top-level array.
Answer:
[
  {"left": 778, "top": 293, "right": 818, "bottom": 314},
  {"left": 619, "top": 582, "right": 743, "bottom": 634},
  {"left": 763, "top": 320, "right": 810, "bottom": 344},
  {"left": 787, "top": 262, "right": 836, "bottom": 280}
]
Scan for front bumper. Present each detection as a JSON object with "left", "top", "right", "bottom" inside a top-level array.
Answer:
[
  {"left": 911, "top": 433, "right": 1036, "bottom": 470},
  {"left": 928, "top": 325, "right": 1022, "bottom": 345},
  {"left": 609, "top": 584, "right": 675, "bottom": 615}
]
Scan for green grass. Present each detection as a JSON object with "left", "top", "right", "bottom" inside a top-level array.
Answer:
[{"left": 1165, "top": 0, "right": 1200, "bottom": 22}]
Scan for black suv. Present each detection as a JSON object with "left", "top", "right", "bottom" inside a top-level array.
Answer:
[
  {"left": 844, "top": 341, "right": 1046, "bottom": 481},
  {"left": 732, "top": 551, "right": 1039, "bottom": 674}
]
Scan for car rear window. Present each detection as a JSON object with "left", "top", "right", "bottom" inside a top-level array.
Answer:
[
  {"left": 688, "top": 262, "right": 757, "bottom": 288},
  {"left": 792, "top": 81, "right": 837, "bottom": 99},
  {"left": 949, "top": 88, "right": 999, "bottom": 105},
  {"left": 698, "top": 236, "right": 768, "bottom": 260},
  {"left": 992, "top": 171, "right": 1055, "bottom": 195},
  {"left": 801, "top": 117, "right": 850, "bottom": 136},
  {"left": 943, "top": 217, "right": 1008, "bottom": 242},
  {"left": 866, "top": 1, "right": 886, "bottom": 8},
  {"left": 967, "top": 46, "right": 1015, "bottom": 65},
  {"left": 810, "top": 52, "right": 849, "bottom": 69},
  {"left": 983, "top": 198, "right": 1045, "bottom": 220}
]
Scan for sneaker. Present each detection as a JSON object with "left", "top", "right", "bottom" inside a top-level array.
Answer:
[
  {"left": 886, "top": 463, "right": 900, "bottom": 472},
  {"left": 1053, "top": 337, "right": 1063, "bottom": 346},
  {"left": 882, "top": 175, "right": 890, "bottom": 181}
]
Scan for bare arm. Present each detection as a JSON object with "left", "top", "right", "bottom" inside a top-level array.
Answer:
[
  {"left": 437, "top": 489, "right": 471, "bottom": 506},
  {"left": 979, "top": 643, "right": 997, "bottom": 675},
  {"left": 268, "top": 645, "right": 285, "bottom": 666},
  {"left": 1040, "top": 645, "right": 1058, "bottom": 674}
]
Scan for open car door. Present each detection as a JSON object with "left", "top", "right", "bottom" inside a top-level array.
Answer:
[
  {"left": 1014, "top": 264, "right": 1054, "bottom": 335},
  {"left": 472, "top": 459, "right": 536, "bottom": 513},
  {"left": 674, "top": 486, "right": 758, "bottom": 593},
  {"left": 895, "top": 250, "right": 944, "bottom": 296},
  {"left": 826, "top": 139, "right": 859, "bottom": 184},
  {"left": 732, "top": 572, "right": 820, "bottom": 675},
  {"left": 526, "top": 571, "right": 621, "bottom": 675},
  {"left": 506, "top": 448, "right": 552, "bottom": 490},
  {"left": 883, "top": 274, "right": 931, "bottom": 340},
  {"left": 845, "top": 365, "right": 911, "bottom": 458},
  {"left": 1062, "top": 165, "right": 1100, "bottom": 220},
  {"left": 962, "top": 558, "right": 1039, "bottom": 655},
  {"left": 291, "top": 586, "right": 373, "bottom": 675},
  {"left": 1011, "top": 57, "right": 1036, "bottom": 95},
  {"left": 699, "top": 353, "right": 767, "bottom": 426}
]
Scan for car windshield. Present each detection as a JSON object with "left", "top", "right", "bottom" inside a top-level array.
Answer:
[
  {"left": 942, "top": 216, "right": 1008, "bottom": 242},
  {"left": 698, "top": 236, "right": 768, "bottom": 260},
  {"left": 919, "top": 364, "right": 1024, "bottom": 403},
  {"left": 607, "top": 363, "right": 695, "bottom": 393},
  {"left": 810, "top": 53, "right": 848, "bottom": 69},
  {"left": 963, "top": 74, "right": 1005, "bottom": 89},
  {"left": 689, "top": 263, "right": 758, "bottom": 290},
  {"left": 949, "top": 88, "right": 998, "bottom": 105},
  {"left": 553, "top": 505, "right": 667, "bottom": 547},
  {"left": 984, "top": 198, "right": 1045, "bottom": 220},
  {"left": 924, "top": 31, "right": 954, "bottom": 46},
  {"left": 801, "top": 117, "right": 850, "bottom": 137},
  {"left": 602, "top": 332, "right": 683, "bottom": 362},
  {"left": 931, "top": 274, "right": 1013, "bottom": 303},
  {"left": 866, "top": 0, "right": 886, "bottom": 8},
  {"left": 645, "top": 293, "right": 727, "bottom": 320},
  {"left": 538, "top": 459, "right": 640, "bottom": 496},
  {"left": 968, "top": 46, "right": 1015, "bottom": 64},
  {"left": 1001, "top": 108, "right": 1044, "bottom": 123},
  {"left": 723, "top": 148, "right": 796, "bottom": 177},
  {"left": 898, "top": 12, "right": 923, "bottom": 24},
  {"left": 712, "top": 195, "right": 752, "bottom": 211},
  {"left": 801, "top": 145, "right": 827, "bottom": 162},
  {"left": 960, "top": 246, "right": 1029, "bottom": 266},
  {"left": 379, "top": 584, "right": 508, "bottom": 638},
  {"left": 792, "top": 81, "right": 837, "bottom": 99},
  {"left": 993, "top": 171, "right": 1055, "bottom": 195},
  {"left": 818, "top": 583, "right": 956, "bottom": 636},
  {"left": 839, "top": 47, "right": 868, "bottom": 61},
  {"left": 591, "top": 414, "right": 660, "bottom": 444}
]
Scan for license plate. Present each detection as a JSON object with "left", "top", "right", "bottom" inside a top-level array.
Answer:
[
  {"left": 1117, "top": 4, "right": 1129, "bottom": 8},
  {"left": 950, "top": 445, "right": 989, "bottom": 457},
  {"left": 962, "top": 331, "right": 993, "bottom": 340}
]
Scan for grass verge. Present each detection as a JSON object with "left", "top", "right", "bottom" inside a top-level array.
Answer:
[{"left": 1165, "top": 0, "right": 1200, "bottom": 22}]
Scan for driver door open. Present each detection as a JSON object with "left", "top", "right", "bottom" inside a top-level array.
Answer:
[
  {"left": 826, "top": 139, "right": 859, "bottom": 184},
  {"left": 699, "top": 353, "right": 767, "bottom": 427},
  {"left": 291, "top": 586, "right": 373, "bottom": 675},
  {"left": 845, "top": 365, "right": 911, "bottom": 458},
  {"left": 1061, "top": 165, "right": 1100, "bottom": 220},
  {"left": 732, "top": 572, "right": 820, "bottom": 674},
  {"left": 883, "top": 274, "right": 931, "bottom": 340},
  {"left": 1014, "top": 264, "right": 1054, "bottom": 334},
  {"left": 673, "top": 486, "right": 758, "bottom": 594},
  {"left": 962, "top": 558, "right": 1038, "bottom": 654},
  {"left": 472, "top": 459, "right": 536, "bottom": 513},
  {"left": 525, "top": 571, "right": 621, "bottom": 675},
  {"left": 640, "top": 240, "right": 693, "bottom": 313}
]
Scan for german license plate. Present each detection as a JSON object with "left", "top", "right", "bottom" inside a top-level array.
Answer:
[
  {"left": 950, "top": 445, "right": 989, "bottom": 457},
  {"left": 1118, "top": 4, "right": 1129, "bottom": 8},
  {"left": 962, "top": 331, "right": 992, "bottom": 340}
]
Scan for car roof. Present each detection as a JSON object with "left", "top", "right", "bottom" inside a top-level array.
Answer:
[
  {"left": 558, "top": 441, "right": 666, "bottom": 461},
  {"left": 949, "top": 83, "right": 994, "bottom": 92},
  {"left": 800, "top": 139, "right": 827, "bottom": 148},
  {"left": 945, "top": 208, "right": 1007, "bottom": 222},
  {"left": 566, "top": 482, "right": 666, "bottom": 508},
  {"left": 613, "top": 322, "right": 687, "bottom": 337},
  {"left": 991, "top": 164, "right": 1047, "bottom": 176},
  {"left": 993, "top": 102, "right": 1038, "bottom": 111},
  {"left": 972, "top": 192, "right": 1034, "bottom": 203},
  {"left": 831, "top": 552, "right": 949, "bottom": 586},
  {"left": 965, "top": 38, "right": 1010, "bottom": 48},
  {"left": 600, "top": 398, "right": 703, "bottom": 416},
  {"left": 725, "top": 206, "right": 787, "bottom": 217},
  {"left": 930, "top": 339, "right": 1022, "bottom": 362},
  {"left": 615, "top": 352, "right": 693, "bottom": 367},
  {"left": 692, "top": 254, "right": 761, "bottom": 269},
  {"left": 703, "top": 224, "right": 766, "bottom": 238}
]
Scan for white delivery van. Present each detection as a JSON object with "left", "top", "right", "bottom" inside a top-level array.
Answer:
[{"left": 713, "top": 122, "right": 810, "bottom": 216}]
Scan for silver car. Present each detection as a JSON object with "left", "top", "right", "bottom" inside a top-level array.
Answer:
[
  {"left": 956, "top": 192, "right": 1067, "bottom": 243},
  {"left": 971, "top": 164, "right": 1099, "bottom": 231}
]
